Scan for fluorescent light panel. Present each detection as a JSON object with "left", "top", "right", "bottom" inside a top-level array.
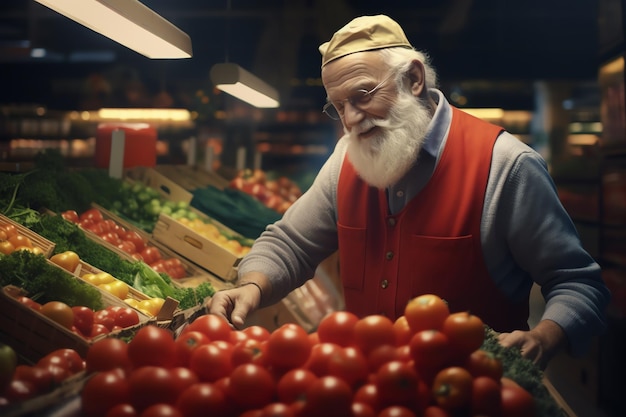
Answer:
[
  {"left": 98, "top": 108, "right": 191, "bottom": 121},
  {"left": 210, "top": 63, "right": 279, "bottom": 108},
  {"left": 34, "top": 0, "right": 192, "bottom": 59}
]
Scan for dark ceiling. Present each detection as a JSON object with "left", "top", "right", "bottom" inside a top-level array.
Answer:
[{"left": 0, "top": 0, "right": 604, "bottom": 111}]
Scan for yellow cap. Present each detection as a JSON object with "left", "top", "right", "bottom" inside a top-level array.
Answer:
[{"left": 319, "top": 15, "right": 413, "bottom": 67}]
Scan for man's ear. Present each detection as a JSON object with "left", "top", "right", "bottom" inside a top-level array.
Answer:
[{"left": 407, "top": 59, "right": 426, "bottom": 97}]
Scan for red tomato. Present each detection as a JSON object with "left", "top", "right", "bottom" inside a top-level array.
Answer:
[
  {"left": 227, "top": 363, "right": 277, "bottom": 412},
  {"left": 81, "top": 369, "right": 130, "bottom": 417},
  {"left": 354, "top": 383, "right": 381, "bottom": 412},
  {"left": 403, "top": 294, "right": 450, "bottom": 334},
  {"left": 351, "top": 402, "right": 377, "bottom": 417},
  {"left": 183, "top": 314, "right": 232, "bottom": 342},
  {"left": 141, "top": 247, "right": 162, "bottom": 265},
  {"left": 38, "top": 348, "right": 85, "bottom": 375},
  {"left": 231, "top": 338, "right": 266, "bottom": 367},
  {"left": 80, "top": 208, "right": 104, "bottom": 223},
  {"left": 168, "top": 367, "right": 199, "bottom": 399},
  {"left": 464, "top": 349, "right": 504, "bottom": 381},
  {"left": 423, "top": 406, "right": 453, "bottom": 417},
  {"left": 72, "top": 306, "right": 94, "bottom": 336},
  {"left": 99, "top": 231, "right": 121, "bottom": 245},
  {"left": 500, "top": 377, "right": 536, "bottom": 417},
  {"left": 174, "top": 330, "right": 211, "bottom": 367},
  {"left": 4, "top": 379, "right": 37, "bottom": 402},
  {"left": 176, "top": 383, "right": 229, "bottom": 417},
  {"left": 61, "top": 210, "right": 79, "bottom": 223},
  {"left": 261, "top": 402, "right": 293, "bottom": 417},
  {"left": 301, "top": 375, "right": 352, "bottom": 417},
  {"left": 471, "top": 376, "right": 502, "bottom": 416},
  {"left": 94, "top": 308, "right": 116, "bottom": 331},
  {"left": 378, "top": 406, "right": 417, "bottom": 417},
  {"left": 104, "top": 403, "right": 138, "bottom": 417},
  {"left": 431, "top": 367, "right": 473, "bottom": 411},
  {"left": 266, "top": 323, "right": 312, "bottom": 372},
  {"left": 316, "top": 311, "right": 358, "bottom": 347},
  {"left": 440, "top": 312, "right": 485, "bottom": 361},
  {"left": 303, "top": 342, "right": 341, "bottom": 377},
  {"left": 326, "top": 346, "right": 369, "bottom": 387},
  {"left": 189, "top": 342, "right": 233, "bottom": 382},
  {"left": 127, "top": 325, "right": 176, "bottom": 368},
  {"left": 122, "top": 231, "right": 146, "bottom": 253},
  {"left": 353, "top": 315, "right": 396, "bottom": 354},
  {"left": 13, "top": 365, "right": 52, "bottom": 395},
  {"left": 91, "top": 323, "right": 111, "bottom": 338},
  {"left": 128, "top": 366, "right": 178, "bottom": 411},
  {"left": 367, "top": 344, "right": 402, "bottom": 373},
  {"left": 16, "top": 296, "right": 41, "bottom": 311},
  {"left": 375, "top": 360, "right": 420, "bottom": 408},
  {"left": 139, "top": 403, "right": 182, "bottom": 417},
  {"left": 276, "top": 368, "right": 318, "bottom": 404},
  {"left": 117, "top": 241, "right": 137, "bottom": 255},
  {"left": 229, "top": 329, "right": 249, "bottom": 345},
  {"left": 409, "top": 329, "right": 451, "bottom": 383},
  {"left": 112, "top": 307, "right": 140, "bottom": 329},
  {"left": 392, "top": 316, "right": 413, "bottom": 346},
  {"left": 86, "top": 338, "right": 132, "bottom": 373}
]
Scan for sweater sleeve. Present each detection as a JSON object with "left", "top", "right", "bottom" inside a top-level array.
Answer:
[
  {"left": 237, "top": 138, "right": 347, "bottom": 305},
  {"left": 482, "top": 133, "right": 611, "bottom": 356}
]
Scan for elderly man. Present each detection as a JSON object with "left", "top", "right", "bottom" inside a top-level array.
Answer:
[{"left": 208, "top": 15, "right": 610, "bottom": 368}]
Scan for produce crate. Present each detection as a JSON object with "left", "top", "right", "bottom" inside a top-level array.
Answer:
[
  {"left": 0, "top": 284, "right": 151, "bottom": 364},
  {"left": 76, "top": 260, "right": 179, "bottom": 321},
  {"left": 0, "top": 214, "right": 56, "bottom": 257},
  {"left": 152, "top": 213, "right": 242, "bottom": 282},
  {"left": 124, "top": 166, "right": 193, "bottom": 204},
  {"left": 86, "top": 203, "right": 210, "bottom": 280}
]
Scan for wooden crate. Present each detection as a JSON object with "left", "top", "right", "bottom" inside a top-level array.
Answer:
[
  {"left": 152, "top": 213, "right": 241, "bottom": 282},
  {"left": 0, "top": 284, "right": 151, "bottom": 364}
]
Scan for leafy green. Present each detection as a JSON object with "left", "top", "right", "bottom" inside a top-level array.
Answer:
[
  {"left": 132, "top": 261, "right": 176, "bottom": 299},
  {"left": 0, "top": 251, "right": 104, "bottom": 310},
  {"left": 482, "top": 328, "right": 561, "bottom": 417}
]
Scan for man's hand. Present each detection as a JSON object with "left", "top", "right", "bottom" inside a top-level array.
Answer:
[
  {"left": 206, "top": 283, "right": 262, "bottom": 329},
  {"left": 497, "top": 319, "right": 567, "bottom": 370}
]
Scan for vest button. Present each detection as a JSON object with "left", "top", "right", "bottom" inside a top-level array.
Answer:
[
  {"left": 387, "top": 218, "right": 396, "bottom": 227},
  {"left": 380, "top": 279, "right": 389, "bottom": 289},
  {"left": 385, "top": 251, "right": 394, "bottom": 260}
]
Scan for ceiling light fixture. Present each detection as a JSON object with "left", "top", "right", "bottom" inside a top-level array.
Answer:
[
  {"left": 34, "top": 0, "right": 192, "bottom": 59},
  {"left": 209, "top": 0, "right": 279, "bottom": 108},
  {"left": 210, "top": 63, "right": 280, "bottom": 108}
]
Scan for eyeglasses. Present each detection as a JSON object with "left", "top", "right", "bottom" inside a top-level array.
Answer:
[{"left": 322, "top": 72, "right": 395, "bottom": 120}]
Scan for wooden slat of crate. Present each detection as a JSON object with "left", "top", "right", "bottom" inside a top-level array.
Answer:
[{"left": 152, "top": 213, "right": 241, "bottom": 282}]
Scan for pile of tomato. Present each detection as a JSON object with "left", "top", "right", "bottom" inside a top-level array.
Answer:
[
  {"left": 79, "top": 294, "right": 536, "bottom": 417},
  {"left": 0, "top": 222, "right": 46, "bottom": 256},
  {"left": 12, "top": 292, "right": 140, "bottom": 340},
  {"left": 61, "top": 208, "right": 187, "bottom": 279},
  {"left": 0, "top": 346, "right": 85, "bottom": 406}
]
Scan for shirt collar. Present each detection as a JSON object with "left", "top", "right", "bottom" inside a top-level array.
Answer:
[{"left": 420, "top": 88, "right": 452, "bottom": 159}]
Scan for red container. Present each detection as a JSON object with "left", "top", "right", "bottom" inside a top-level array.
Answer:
[{"left": 95, "top": 123, "right": 157, "bottom": 169}]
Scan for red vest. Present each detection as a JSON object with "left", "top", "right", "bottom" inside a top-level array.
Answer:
[{"left": 336, "top": 107, "right": 529, "bottom": 332}]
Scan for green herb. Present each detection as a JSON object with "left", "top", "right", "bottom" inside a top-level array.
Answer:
[
  {"left": 0, "top": 251, "right": 104, "bottom": 310},
  {"left": 482, "top": 328, "right": 561, "bottom": 417}
]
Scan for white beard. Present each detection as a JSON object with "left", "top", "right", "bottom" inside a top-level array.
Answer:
[{"left": 344, "top": 90, "right": 433, "bottom": 189}]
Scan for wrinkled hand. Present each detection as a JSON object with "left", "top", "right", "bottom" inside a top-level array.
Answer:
[
  {"left": 497, "top": 319, "right": 567, "bottom": 370},
  {"left": 206, "top": 284, "right": 262, "bottom": 329}
]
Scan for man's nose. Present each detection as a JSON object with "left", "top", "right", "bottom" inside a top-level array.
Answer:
[{"left": 342, "top": 101, "right": 365, "bottom": 127}]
